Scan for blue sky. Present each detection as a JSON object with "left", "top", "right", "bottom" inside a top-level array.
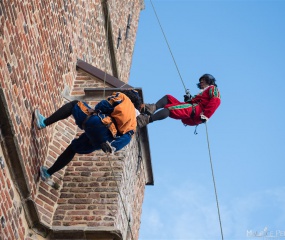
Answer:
[{"left": 129, "top": 1, "right": 285, "bottom": 240}]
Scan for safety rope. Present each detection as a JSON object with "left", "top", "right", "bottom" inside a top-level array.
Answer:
[
  {"left": 150, "top": 2, "right": 224, "bottom": 238},
  {"left": 205, "top": 122, "right": 224, "bottom": 240},
  {"left": 106, "top": 154, "right": 134, "bottom": 240},
  {"left": 102, "top": 2, "right": 134, "bottom": 239},
  {"left": 150, "top": 0, "right": 188, "bottom": 93}
]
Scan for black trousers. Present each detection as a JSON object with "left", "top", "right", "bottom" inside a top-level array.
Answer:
[
  {"left": 45, "top": 100, "right": 79, "bottom": 176},
  {"left": 150, "top": 95, "right": 170, "bottom": 122}
]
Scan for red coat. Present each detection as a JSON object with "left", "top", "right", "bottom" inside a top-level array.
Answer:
[{"left": 165, "top": 85, "right": 221, "bottom": 126}]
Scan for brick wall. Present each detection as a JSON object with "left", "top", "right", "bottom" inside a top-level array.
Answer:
[
  {"left": 34, "top": 71, "right": 147, "bottom": 239},
  {"left": 0, "top": 0, "right": 149, "bottom": 239},
  {"left": 107, "top": 0, "right": 143, "bottom": 82},
  {"left": 0, "top": 144, "right": 30, "bottom": 240}
]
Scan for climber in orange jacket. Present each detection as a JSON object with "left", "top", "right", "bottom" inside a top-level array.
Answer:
[{"left": 35, "top": 90, "right": 142, "bottom": 182}]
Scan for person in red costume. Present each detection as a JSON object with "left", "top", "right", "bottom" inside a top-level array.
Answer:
[{"left": 137, "top": 74, "right": 221, "bottom": 128}]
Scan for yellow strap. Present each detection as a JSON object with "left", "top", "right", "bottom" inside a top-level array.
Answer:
[{"left": 101, "top": 116, "right": 117, "bottom": 137}]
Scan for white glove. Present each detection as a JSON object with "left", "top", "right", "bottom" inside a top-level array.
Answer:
[{"left": 200, "top": 114, "right": 209, "bottom": 123}]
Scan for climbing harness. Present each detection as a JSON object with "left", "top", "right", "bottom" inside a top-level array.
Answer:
[{"left": 150, "top": 1, "right": 224, "bottom": 239}]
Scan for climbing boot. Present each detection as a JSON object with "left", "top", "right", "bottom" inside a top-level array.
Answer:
[
  {"left": 40, "top": 166, "right": 51, "bottom": 181},
  {"left": 141, "top": 103, "right": 156, "bottom": 115},
  {"left": 137, "top": 114, "right": 150, "bottom": 128},
  {"left": 35, "top": 109, "right": 46, "bottom": 129}
]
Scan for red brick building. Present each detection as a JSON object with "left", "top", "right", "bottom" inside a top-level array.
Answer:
[{"left": 0, "top": 0, "right": 153, "bottom": 239}]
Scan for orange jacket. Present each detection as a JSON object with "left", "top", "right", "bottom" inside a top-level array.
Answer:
[
  {"left": 77, "top": 92, "right": 137, "bottom": 137},
  {"left": 108, "top": 92, "right": 137, "bottom": 134}
]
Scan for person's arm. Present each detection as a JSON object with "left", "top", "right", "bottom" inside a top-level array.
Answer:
[
  {"left": 111, "top": 131, "right": 133, "bottom": 151},
  {"left": 101, "top": 131, "right": 134, "bottom": 153},
  {"left": 203, "top": 86, "right": 221, "bottom": 119}
]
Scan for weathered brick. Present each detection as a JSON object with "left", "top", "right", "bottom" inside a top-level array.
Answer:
[
  {"left": 68, "top": 199, "right": 92, "bottom": 204},
  {"left": 1, "top": 1, "right": 148, "bottom": 240},
  {"left": 60, "top": 193, "right": 74, "bottom": 199},
  {"left": 66, "top": 211, "right": 90, "bottom": 216}
]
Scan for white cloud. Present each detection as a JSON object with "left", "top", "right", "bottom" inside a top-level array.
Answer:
[{"left": 140, "top": 182, "right": 285, "bottom": 240}]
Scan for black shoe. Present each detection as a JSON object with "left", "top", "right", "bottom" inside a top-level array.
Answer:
[{"left": 137, "top": 114, "right": 150, "bottom": 128}]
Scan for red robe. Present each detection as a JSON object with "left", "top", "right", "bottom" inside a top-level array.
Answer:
[{"left": 165, "top": 85, "right": 221, "bottom": 126}]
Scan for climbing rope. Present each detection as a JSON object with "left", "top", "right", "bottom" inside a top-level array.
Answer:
[
  {"left": 106, "top": 153, "right": 134, "bottom": 240},
  {"left": 150, "top": 1, "right": 224, "bottom": 239},
  {"left": 150, "top": 0, "right": 188, "bottom": 93},
  {"left": 205, "top": 122, "right": 224, "bottom": 240},
  {"left": 102, "top": 2, "right": 134, "bottom": 240}
]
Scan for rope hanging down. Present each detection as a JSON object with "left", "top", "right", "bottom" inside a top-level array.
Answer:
[
  {"left": 106, "top": 154, "right": 135, "bottom": 240},
  {"left": 205, "top": 122, "right": 224, "bottom": 240},
  {"left": 150, "top": 0, "right": 188, "bottom": 94},
  {"left": 150, "top": 2, "right": 224, "bottom": 239}
]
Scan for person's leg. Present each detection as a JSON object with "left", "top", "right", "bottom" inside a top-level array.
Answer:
[
  {"left": 155, "top": 95, "right": 169, "bottom": 109},
  {"left": 40, "top": 133, "right": 99, "bottom": 181},
  {"left": 40, "top": 144, "right": 76, "bottom": 181},
  {"left": 137, "top": 108, "right": 170, "bottom": 128},
  {"left": 47, "top": 144, "right": 76, "bottom": 175},
  {"left": 44, "top": 100, "right": 79, "bottom": 126},
  {"left": 150, "top": 108, "right": 170, "bottom": 122},
  {"left": 143, "top": 95, "right": 168, "bottom": 115},
  {"left": 35, "top": 100, "right": 78, "bottom": 129}
]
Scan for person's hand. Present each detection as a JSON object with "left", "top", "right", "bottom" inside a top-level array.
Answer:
[
  {"left": 200, "top": 114, "right": 209, "bottom": 123},
  {"left": 101, "top": 142, "right": 115, "bottom": 154},
  {"left": 184, "top": 94, "right": 192, "bottom": 102}
]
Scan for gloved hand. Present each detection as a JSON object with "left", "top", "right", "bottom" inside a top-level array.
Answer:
[
  {"left": 184, "top": 94, "right": 192, "bottom": 102},
  {"left": 200, "top": 114, "right": 209, "bottom": 123},
  {"left": 101, "top": 142, "right": 115, "bottom": 154}
]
